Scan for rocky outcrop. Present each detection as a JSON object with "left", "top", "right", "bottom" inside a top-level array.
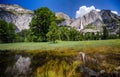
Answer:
[
  {"left": 0, "top": 4, "right": 33, "bottom": 31},
  {"left": 100, "top": 10, "right": 120, "bottom": 34},
  {"left": 55, "top": 12, "right": 73, "bottom": 26}
]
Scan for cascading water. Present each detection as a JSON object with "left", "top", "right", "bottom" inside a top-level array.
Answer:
[{"left": 80, "top": 19, "right": 84, "bottom": 30}]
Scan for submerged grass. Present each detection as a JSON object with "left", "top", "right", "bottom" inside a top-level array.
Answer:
[{"left": 36, "top": 60, "right": 81, "bottom": 77}]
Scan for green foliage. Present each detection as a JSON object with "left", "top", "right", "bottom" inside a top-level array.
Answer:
[
  {"left": 84, "top": 32, "right": 91, "bottom": 40},
  {"left": 118, "top": 20, "right": 120, "bottom": 38},
  {"left": 85, "top": 24, "right": 95, "bottom": 29},
  {"left": 46, "top": 22, "right": 60, "bottom": 43},
  {"left": 84, "top": 32, "right": 102, "bottom": 40},
  {"left": 69, "top": 28, "right": 81, "bottom": 41},
  {"left": 56, "top": 16, "right": 65, "bottom": 24},
  {"left": 7, "top": 23, "right": 16, "bottom": 42},
  {"left": 59, "top": 27, "right": 84, "bottom": 41},
  {"left": 0, "top": 20, "right": 16, "bottom": 43},
  {"left": 102, "top": 26, "right": 109, "bottom": 39},
  {"left": 96, "top": 32, "right": 102, "bottom": 40},
  {"left": 0, "top": 20, "right": 8, "bottom": 43},
  {"left": 30, "top": 7, "right": 56, "bottom": 42},
  {"left": 16, "top": 29, "right": 30, "bottom": 42},
  {"left": 108, "top": 34, "right": 120, "bottom": 39},
  {"left": 59, "top": 26, "right": 70, "bottom": 41},
  {"left": 118, "top": 27, "right": 120, "bottom": 38},
  {"left": 84, "top": 32, "right": 95, "bottom": 40}
]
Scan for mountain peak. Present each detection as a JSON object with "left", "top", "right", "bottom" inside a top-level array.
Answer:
[
  {"left": 0, "top": 4, "right": 33, "bottom": 31},
  {"left": 56, "top": 12, "right": 70, "bottom": 20},
  {"left": 0, "top": 4, "right": 33, "bottom": 14}
]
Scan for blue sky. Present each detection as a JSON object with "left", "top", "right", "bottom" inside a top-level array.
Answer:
[{"left": 0, "top": 0, "right": 120, "bottom": 18}]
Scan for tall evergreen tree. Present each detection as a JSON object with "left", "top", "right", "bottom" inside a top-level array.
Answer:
[
  {"left": 96, "top": 32, "right": 101, "bottom": 40},
  {"left": 118, "top": 20, "right": 120, "bottom": 38},
  {"left": 118, "top": 27, "right": 120, "bottom": 38},
  {"left": 102, "top": 26, "right": 109, "bottom": 39}
]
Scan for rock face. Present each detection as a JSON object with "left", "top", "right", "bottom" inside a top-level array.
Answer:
[
  {"left": 55, "top": 12, "right": 73, "bottom": 26},
  {"left": 0, "top": 4, "right": 33, "bottom": 31},
  {"left": 100, "top": 10, "right": 120, "bottom": 34},
  {"left": 57, "top": 10, "right": 120, "bottom": 34},
  {"left": 71, "top": 10, "right": 103, "bottom": 30}
]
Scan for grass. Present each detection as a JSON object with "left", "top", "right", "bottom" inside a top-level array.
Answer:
[{"left": 0, "top": 39, "right": 120, "bottom": 51}]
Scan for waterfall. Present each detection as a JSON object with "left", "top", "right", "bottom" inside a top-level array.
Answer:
[
  {"left": 79, "top": 52, "right": 85, "bottom": 64},
  {"left": 80, "top": 19, "right": 84, "bottom": 30}
]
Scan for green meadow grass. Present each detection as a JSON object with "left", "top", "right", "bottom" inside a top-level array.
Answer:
[{"left": 0, "top": 39, "right": 120, "bottom": 52}]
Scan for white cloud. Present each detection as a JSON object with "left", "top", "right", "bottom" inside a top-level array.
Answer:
[
  {"left": 76, "top": 6, "right": 98, "bottom": 18},
  {"left": 111, "top": 11, "right": 118, "bottom": 15},
  {"left": 75, "top": 5, "right": 119, "bottom": 18}
]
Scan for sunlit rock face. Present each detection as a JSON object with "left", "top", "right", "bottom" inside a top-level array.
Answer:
[
  {"left": 0, "top": 4, "right": 33, "bottom": 31},
  {"left": 81, "top": 10, "right": 103, "bottom": 27},
  {"left": 55, "top": 12, "right": 73, "bottom": 26}
]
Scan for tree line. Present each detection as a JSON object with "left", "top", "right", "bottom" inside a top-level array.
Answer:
[{"left": 0, "top": 7, "right": 120, "bottom": 43}]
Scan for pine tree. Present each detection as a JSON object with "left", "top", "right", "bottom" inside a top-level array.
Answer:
[{"left": 102, "top": 26, "right": 109, "bottom": 39}]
